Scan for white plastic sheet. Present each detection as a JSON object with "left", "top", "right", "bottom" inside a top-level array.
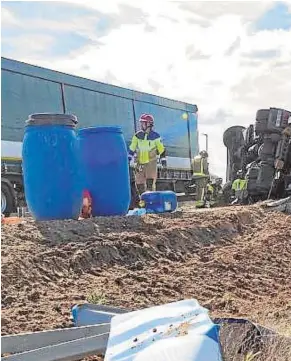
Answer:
[{"left": 104, "top": 299, "right": 223, "bottom": 361}]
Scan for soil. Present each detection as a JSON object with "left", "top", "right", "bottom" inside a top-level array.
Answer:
[{"left": 1, "top": 205, "right": 291, "bottom": 358}]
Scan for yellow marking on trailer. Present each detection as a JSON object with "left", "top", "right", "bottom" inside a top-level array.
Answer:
[{"left": 1, "top": 157, "right": 22, "bottom": 161}]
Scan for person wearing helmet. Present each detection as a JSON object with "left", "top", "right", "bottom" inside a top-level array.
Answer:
[
  {"left": 231, "top": 170, "right": 247, "bottom": 204},
  {"left": 191, "top": 150, "right": 209, "bottom": 207},
  {"left": 128, "top": 113, "right": 166, "bottom": 197}
]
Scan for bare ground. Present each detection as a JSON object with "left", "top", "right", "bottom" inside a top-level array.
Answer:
[{"left": 1, "top": 205, "right": 291, "bottom": 340}]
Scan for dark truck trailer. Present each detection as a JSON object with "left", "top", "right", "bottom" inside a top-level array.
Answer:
[{"left": 1, "top": 57, "right": 199, "bottom": 216}]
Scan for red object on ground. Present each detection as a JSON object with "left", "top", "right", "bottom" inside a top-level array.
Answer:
[
  {"left": 81, "top": 190, "right": 92, "bottom": 218},
  {"left": 2, "top": 216, "right": 24, "bottom": 225},
  {"left": 83, "top": 190, "right": 91, "bottom": 200}
]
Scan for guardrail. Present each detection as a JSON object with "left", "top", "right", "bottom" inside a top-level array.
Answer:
[
  {"left": 2, "top": 305, "right": 289, "bottom": 361},
  {"left": 1, "top": 324, "right": 110, "bottom": 361}
]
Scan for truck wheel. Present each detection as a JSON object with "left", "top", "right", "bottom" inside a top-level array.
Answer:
[
  {"left": 222, "top": 181, "right": 232, "bottom": 204},
  {"left": 255, "top": 109, "right": 270, "bottom": 135},
  {"left": 1, "top": 183, "right": 15, "bottom": 217},
  {"left": 256, "top": 109, "right": 269, "bottom": 120}
]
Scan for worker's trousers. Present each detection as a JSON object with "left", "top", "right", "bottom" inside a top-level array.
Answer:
[
  {"left": 193, "top": 176, "right": 208, "bottom": 206},
  {"left": 234, "top": 189, "right": 247, "bottom": 203},
  {"left": 135, "top": 160, "right": 157, "bottom": 194}
]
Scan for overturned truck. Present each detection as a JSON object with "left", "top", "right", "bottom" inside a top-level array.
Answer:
[{"left": 223, "top": 107, "right": 291, "bottom": 203}]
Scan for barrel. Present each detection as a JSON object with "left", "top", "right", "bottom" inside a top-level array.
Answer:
[
  {"left": 78, "top": 126, "right": 130, "bottom": 216},
  {"left": 22, "top": 113, "right": 83, "bottom": 220}
]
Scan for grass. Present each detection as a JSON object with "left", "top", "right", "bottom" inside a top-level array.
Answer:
[
  {"left": 255, "top": 337, "right": 291, "bottom": 361},
  {"left": 243, "top": 352, "right": 262, "bottom": 361},
  {"left": 87, "top": 292, "right": 107, "bottom": 305}
]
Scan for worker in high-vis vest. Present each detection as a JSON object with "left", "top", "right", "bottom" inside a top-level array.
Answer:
[
  {"left": 231, "top": 170, "right": 247, "bottom": 204},
  {"left": 204, "top": 181, "right": 214, "bottom": 207},
  {"left": 192, "top": 150, "right": 209, "bottom": 207},
  {"left": 128, "top": 114, "right": 166, "bottom": 195}
]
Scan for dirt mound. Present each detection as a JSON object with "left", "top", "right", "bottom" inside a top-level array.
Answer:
[{"left": 1, "top": 206, "right": 291, "bottom": 338}]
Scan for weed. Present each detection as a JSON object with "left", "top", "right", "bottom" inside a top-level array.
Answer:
[
  {"left": 87, "top": 292, "right": 107, "bottom": 305},
  {"left": 243, "top": 352, "right": 261, "bottom": 361}
]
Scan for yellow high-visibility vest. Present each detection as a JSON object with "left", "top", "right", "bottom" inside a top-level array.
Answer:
[
  {"left": 207, "top": 183, "right": 214, "bottom": 193},
  {"left": 129, "top": 130, "right": 165, "bottom": 164},
  {"left": 232, "top": 179, "right": 247, "bottom": 191},
  {"left": 192, "top": 156, "right": 205, "bottom": 176}
]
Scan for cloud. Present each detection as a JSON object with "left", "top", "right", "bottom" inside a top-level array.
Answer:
[
  {"left": 244, "top": 49, "right": 281, "bottom": 59},
  {"left": 2, "top": 34, "right": 55, "bottom": 58},
  {"left": 1, "top": 2, "right": 103, "bottom": 59},
  {"left": 185, "top": 45, "right": 210, "bottom": 60},
  {"left": 1, "top": 7, "right": 18, "bottom": 26},
  {"left": 225, "top": 37, "right": 241, "bottom": 56},
  {"left": 177, "top": 1, "right": 273, "bottom": 22},
  {"left": 1, "top": 2, "right": 104, "bottom": 37},
  {"left": 1, "top": 0, "right": 291, "bottom": 178}
]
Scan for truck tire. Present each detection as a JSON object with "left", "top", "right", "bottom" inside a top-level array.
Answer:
[
  {"left": 259, "top": 156, "right": 274, "bottom": 166},
  {"left": 258, "top": 142, "right": 275, "bottom": 158},
  {"left": 246, "top": 165, "right": 260, "bottom": 195},
  {"left": 255, "top": 119, "right": 269, "bottom": 135},
  {"left": 1, "top": 182, "right": 15, "bottom": 217},
  {"left": 244, "top": 125, "right": 254, "bottom": 146},
  {"left": 222, "top": 181, "right": 232, "bottom": 204},
  {"left": 264, "top": 133, "right": 282, "bottom": 143},
  {"left": 256, "top": 162, "right": 274, "bottom": 191},
  {"left": 255, "top": 109, "right": 269, "bottom": 135},
  {"left": 256, "top": 109, "right": 269, "bottom": 120},
  {"left": 246, "top": 165, "right": 259, "bottom": 180}
]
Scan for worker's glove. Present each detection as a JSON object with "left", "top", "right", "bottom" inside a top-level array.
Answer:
[
  {"left": 136, "top": 163, "right": 144, "bottom": 173},
  {"left": 161, "top": 158, "right": 167, "bottom": 168},
  {"left": 128, "top": 154, "right": 133, "bottom": 163},
  {"left": 128, "top": 154, "right": 135, "bottom": 167}
]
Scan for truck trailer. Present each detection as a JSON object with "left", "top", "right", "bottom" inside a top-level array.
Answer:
[{"left": 1, "top": 57, "right": 202, "bottom": 216}]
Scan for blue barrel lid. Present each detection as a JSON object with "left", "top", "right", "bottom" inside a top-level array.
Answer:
[
  {"left": 26, "top": 113, "right": 78, "bottom": 127},
  {"left": 78, "top": 126, "right": 122, "bottom": 136}
]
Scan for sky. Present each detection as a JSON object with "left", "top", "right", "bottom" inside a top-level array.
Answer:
[{"left": 1, "top": 0, "right": 291, "bottom": 178}]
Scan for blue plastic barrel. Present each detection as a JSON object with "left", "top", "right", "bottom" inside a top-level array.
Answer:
[
  {"left": 78, "top": 126, "right": 130, "bottom": 216},
  {"left": 22, "top": 113, "right": 82, "bottom": 220},
  {"left": 141, "top": 191, "right": 177, "bottom": 213}
]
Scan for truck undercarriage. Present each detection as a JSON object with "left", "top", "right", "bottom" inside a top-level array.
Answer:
[{"left": 223, "top": 107, "right": 291, "bottom": 204}]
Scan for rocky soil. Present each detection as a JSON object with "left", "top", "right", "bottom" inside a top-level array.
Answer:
[{"left": 1, "top": 205, "right": 291, "bottom": 359}]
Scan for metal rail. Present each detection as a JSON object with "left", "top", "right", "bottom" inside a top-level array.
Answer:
[
  {"left": 1, "top": 323, "right": 110, "bottom": 355},
  {"left": 2, "top": 332, "right": 109, "bottom": 361},
  {"left": 2, "top": 306, "right": 289, "bottom": 361}
]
